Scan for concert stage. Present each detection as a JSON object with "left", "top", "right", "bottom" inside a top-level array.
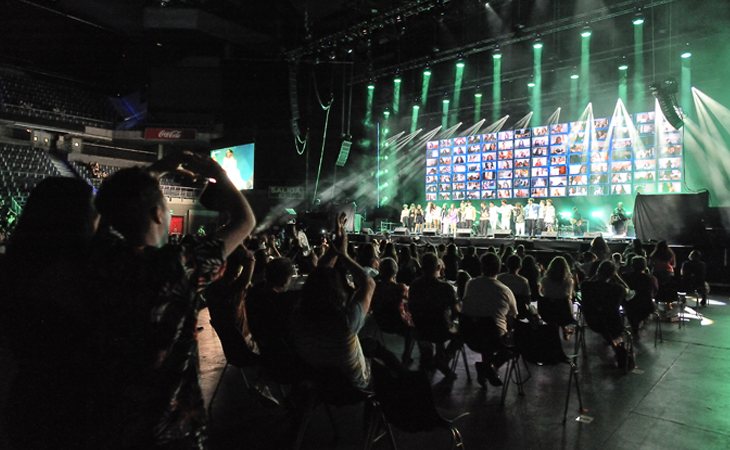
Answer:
[{"left": 348, "top": 231, "right": 634, "bottom": 256}]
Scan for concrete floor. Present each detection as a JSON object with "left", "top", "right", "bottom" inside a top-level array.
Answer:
[{"left": 202, "top": 294, "right": 730, "bottom": 450}]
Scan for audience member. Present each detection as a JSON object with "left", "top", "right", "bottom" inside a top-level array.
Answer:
[
  {"left": 497, "top": 254, "right": 532, "bottom": 318},
  {"left": 442, "top": 243, "right": 461, "bottom": 281},
  {"left": 461, "top": 252, "right": 517, "bottom": 387},
  {"left": 622, "top": 256, "right": 658, "bottom": 336},
  {"left": 460, "top": 245, "right": 481, "bottom": 278},
  {"left": 371, "top": 257, "right": 414, "bottom": 363},
  {"left": 396, "top": 245, "right": 421, "bottom": 285},
  {"left": 581, "top": 261, "right": 632, "bottom": 369},
  {"left": 291, "top": 213, "right": 376, "bottom": 390},
  {"left": 520, "top": 254, "right": 542, "bottom": 303},
  {"left": 409, "top": 253, "right": 461, "bottom": 379},
  {"left": 1, "top": 177, "right": 97, "bottom": 450},
  {"left": 85, "top": 152, "right": 255, "bottom": 449},
  {"left": 538, "top": 256, "right": 576, "bottom": 339},
  {"left": 681, "top": 250, "right": 708, "bottom": 306}
]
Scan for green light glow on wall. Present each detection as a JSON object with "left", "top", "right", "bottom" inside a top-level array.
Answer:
[
  {"left": 451, "top": 62, "right": 465, "bottom": 126},
  {"left": 411, "top": 104, "right": 420, "bottom": 133},
  {"left": 421, "top": 69, "right": 431, "bottom": 108},
  {"left": 474, "top": 91, "right": 482, "bottom": 122},
  {"left": 531, "top": 44, "right": 542, "bottom": 127},
  {"left": 633, "top": 22, "right": 644, "bottom": 114},
  {"left": 442, "top": 99, "right": 450, "bottom": 129},
  {"left": 492, "top": 51, "right": 502, "bottom": 122},
  {"left": 365, "top": 83, "right": 375, "bottom": 125},
  {"left": 393, "top": 76, "right": 401, "bottom": 115},
  {"left": 580, "top": 31, "right": 591, "bottom": 107}
]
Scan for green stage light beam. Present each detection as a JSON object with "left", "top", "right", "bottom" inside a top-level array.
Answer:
[
  {"left": 633, "top": 20, "right": 644, "bottom": 114},
  {"left": 580, "top": 29, "right": 591, "bottom": 107},
  {"left": 681, "top": 54, "right": 692, "bottom": 120},
  {"left": 570, "top": 73, "right": 579, "bottom": 117},
  {"left": 474, "top": 91, "right": 483, "bottom": 122},
  {"left": 492, "top": 51, "right": 502, "bottom": 123},
  {"left": 531, "top": 43, "right": 543, "bottom": 127},
  {"left": 442, "top": 98, "right": 450, "bottom": 129},
  {"left": 451, "top": 61, "right": 465, "bottom": 126},
  {"left": 393, "top": 76, "right": 401, "bottom": 115},
  {"left": 411, "top": 104, "right": 420, "bottom": 133},
  {"left": 421, "top": 68, "right": 431, "bottom": 108},
  {"left": 365, "top": 82, "right": 375, "bottom": 126},
  {"left": 618, "top": 63, "right": 629, "bottom": 104}
]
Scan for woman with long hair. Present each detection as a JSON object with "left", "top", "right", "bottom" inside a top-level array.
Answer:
[{"left": 538, "top": 256, "right": 576, "bottom": 338}]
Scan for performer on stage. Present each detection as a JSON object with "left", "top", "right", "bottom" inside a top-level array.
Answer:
[
  {"left": 610, "top": 202, "right": 629, "bottom": 236},
  {"left": 543, "top": 199, "right": 556, "bottom": 232},
  {"left": 513, "top": 203, "right": 526, "bottom": 236},
  {"left": 464, "top": 201, "right": 477, "bottom": 232},
  {"left": 479, "top": 202, "right": 490, "bottom": 236},
  {"left": 525, "top": 198, "right": 539, "bottom": 237},
  {"left": 488, "top": 201, "right": 499, "bottom": 235},
  {"left": 537, "top": 199, "right": 547, "bottom": 234},
  {"left": 571, "top": 207, "right": 585, "bottom": 237},
  {"left": 400, "top": 204, "right": 410, "bottom": 229},
  {"left": 415, "top": 204, "right": 425, "bottom": 234},
  {"left": 433, "top": 203, "right": 442, "bottom": 232},
  {"left": 499, "top": 199, "right": 512, "bottom": 231},
  {"left": 447, "top": 204, "right": 459, "bottom": 235}
]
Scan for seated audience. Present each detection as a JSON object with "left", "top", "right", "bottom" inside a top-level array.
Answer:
[
  {"left": 396, "top": 245, "right": 421, "bottom": 285},
  {"left": 520, "top": 254, "right": 542, "bottom": 303},
  {"left": 290, "top": 214, "right": 376, "bottom": 391},
  {"left": 622, "top": 256, "right": 658, "bottom": 336},
  {"left": 246, "top": 257, "right": 300, "bottom": 375},
  {"left": 85, "top": 152, "right": 255, "bottom": 449},
  {"left": 442, "top": 243, "right": 462, "bottom": 281},
  {"left": 497, "top": 254, "right": 532, "bottom": 318},
  {"left": 459, "top": 245, "right": 481, "bottom": 278},
  {"left": 409, "top": 253, "right": 461, "bottom": 379},
  {"left": 581, "top": 261, "right": 632, "bottom": 368},
  {"left": 650, "top": 240, "right": 677, "bottom": 303},
  {"left": 681, "top": 250, "right": 708, "bottom": 306},
  {"left": 371, "top": 257, "right": 414, "bottom": 363},
  {"left": 538, "top": 256, "right": 576, "bottom": 337},
  {"left": 461, "top": 252, "right": 517, "bottom": 387}
]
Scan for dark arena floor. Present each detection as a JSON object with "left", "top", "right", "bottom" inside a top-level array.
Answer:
[{"left": 200, "top": 290, "right": 730, "bottom": 450}]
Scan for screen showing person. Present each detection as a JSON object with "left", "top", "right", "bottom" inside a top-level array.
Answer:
[{"left": 210, "top": 143, "right": 254, "bottom": 190}]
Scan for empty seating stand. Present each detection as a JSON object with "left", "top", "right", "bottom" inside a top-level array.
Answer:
[
  {"left": 0, "top": 70, "right": 118, "bottom": 128},
  {"left": 0, "top": 143, "right": 60, "bottom": 209}
]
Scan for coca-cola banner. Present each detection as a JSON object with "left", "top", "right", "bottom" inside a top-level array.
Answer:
[{"left": 143, "top": 128, "right": 197, "bottom": 140}]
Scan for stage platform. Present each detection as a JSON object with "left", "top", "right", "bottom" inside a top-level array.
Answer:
[{"left": 348, "top": 231, "right": 636, "bottom": 255}]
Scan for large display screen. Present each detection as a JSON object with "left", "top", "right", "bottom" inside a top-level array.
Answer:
[
  {"left": 211, "top": 143, "right": 254, "bottom": 190},
  {"left": 424, "top": 111, "right": 682, "bottom": 201}
]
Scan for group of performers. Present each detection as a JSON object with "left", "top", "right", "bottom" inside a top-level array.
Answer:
[{"left": 398, "top": 200, "right": 630, "bottom": 238}]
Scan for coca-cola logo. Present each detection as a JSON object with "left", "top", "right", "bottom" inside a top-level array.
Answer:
[
  {"left": 158, "top": 129, "right": 182, "bottom": 139},
  {"left": 144, "top": 127, "right": 196, "bottom": 140}
]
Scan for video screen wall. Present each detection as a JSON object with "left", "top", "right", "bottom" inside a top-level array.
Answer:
[
  {"left": 211, "top": 143, "right": 255, "bottom": 190},
  {"left": 424, "top": 111, "right": 683, "bottom": 201}
]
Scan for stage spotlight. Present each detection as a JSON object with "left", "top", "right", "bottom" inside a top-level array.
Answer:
[
  {"left": 527, "top": 81, "right": 536, "bottom": 88},
  {"left": 632, "top": 13, "right": 645, "bottom": 25},
  {"left": 394, "top": 75, "right": 402, "bottom": 84},
  {"left": 618, "top": 64, "right": 629, "bottom": 71},
  {"left": 681, "top": 51, "right": 692, "bottom": 59},
  {"left": 474, "top": 91, "right": 483, "bottom": 98},
  {"left": 533, "top": 38, "right": 543, "bottom": 49},
  {"left": 580, "top": 26, "right": 592, "bottom": 38},
  {"left": 423, "top": 67, "right": 432, "bottom": 76},
  {"left": 456, "top": 59, "right": 465, "bottom": 68},
  {"left": 493, "top": 47, "right": 502, "bottom": 59},
  {"left": 570, "top": 74, "right": 579, "bottom": 80},
  {"left": 367, "top": 81, "right": 375, "bottom": 90}
]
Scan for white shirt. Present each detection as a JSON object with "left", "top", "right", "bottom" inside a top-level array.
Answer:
[
  {"left": 544, "top": 205, "right": 556, "bottom": 223},
  {"left": 464, "top": 205, "right": 477, "bottom": 221},
  {"left": 462, "top": 276, "right": 518, "bottom": 336}
]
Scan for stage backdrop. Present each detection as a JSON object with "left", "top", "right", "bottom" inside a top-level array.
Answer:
[{"left": 633, "top": 191, "right": 708, "bottom": 244}]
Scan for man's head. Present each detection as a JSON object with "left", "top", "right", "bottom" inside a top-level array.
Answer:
[
  {"left": 480, "top": 252, "right": 502, "bottom": 277},
  {"left": 631, "top": 255, "right": 648, "bottom": 272},
  {"left": 421, "top": 252, "right": 443, "bottom": 278},
  {"left": 265, "top": 257, "right": 295, "bottom": 291},
  {"left": 379, "top": 257, "right": 398, "bottom": 281},
  {"left": 95, "top": 167, "right": 169, "bottom": 247},
  {"left": 506, "top": 254, "right": 522, "bottom": 273}
]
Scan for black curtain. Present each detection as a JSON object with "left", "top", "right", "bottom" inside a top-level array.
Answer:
[{"left": 633, "top": 192, "right": 708, "bottom": 244}]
